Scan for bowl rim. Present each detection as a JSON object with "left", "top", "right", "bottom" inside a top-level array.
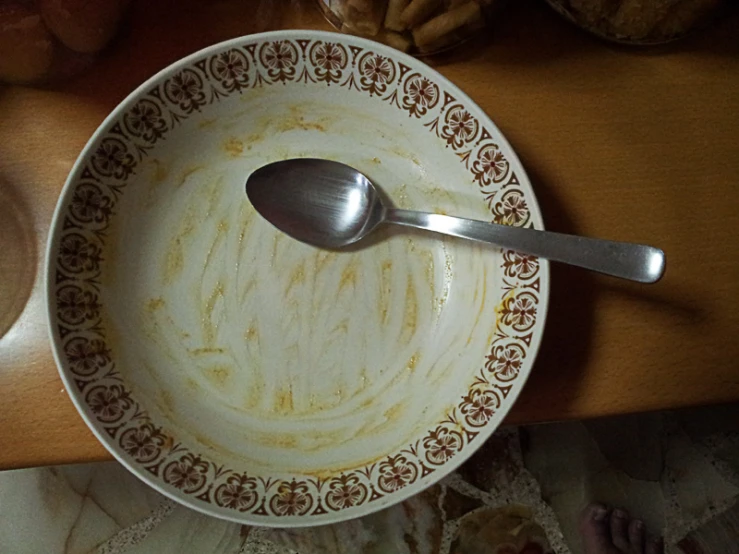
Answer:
[{"left": 45, "top": 29, "right": 550, "bottom": 526}]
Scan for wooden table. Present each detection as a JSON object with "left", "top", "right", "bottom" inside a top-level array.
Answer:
[{"left": 1, "top": 0, "right": 738, "bottom": 470}]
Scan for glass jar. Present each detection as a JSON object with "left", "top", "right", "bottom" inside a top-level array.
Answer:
[
  {"left": 316, "top": 0, "right": 497, "bottom": 55},
  {"left": 0, "top": 0, "right": 130, "bottom": 85},
  {"left": 544, "top": 0, "right": 727, "bottom": 45}
]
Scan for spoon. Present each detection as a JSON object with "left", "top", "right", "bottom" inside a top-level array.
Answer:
[{"left": 246, "top": 159, "right": 665, "bottom": 283}]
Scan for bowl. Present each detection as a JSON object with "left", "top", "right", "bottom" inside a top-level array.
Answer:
[{"left": 46, "top": 30, "right": 549, "bottom": 525}]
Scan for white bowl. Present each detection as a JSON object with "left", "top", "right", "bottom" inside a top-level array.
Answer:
[{"left": 46, "top": 30, "right": 549, "bottom": 526}]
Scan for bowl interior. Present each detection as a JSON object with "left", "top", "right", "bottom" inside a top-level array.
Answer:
[{"left": 106, "top": 86, "right": 501, "bottom": 474}]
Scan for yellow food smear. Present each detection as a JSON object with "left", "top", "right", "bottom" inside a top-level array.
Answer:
[
  {"left": 273, "top": 385, "right": 295, "bottom": 414},
  {"left": 205, "top": 365, "right": 231, "bottom": 387},
  {"left": 223, "top": 137, "right": 244, "bottom": 157}
]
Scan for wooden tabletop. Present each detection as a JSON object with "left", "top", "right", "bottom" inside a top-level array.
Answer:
[{"left": 1, "top": 0, "right": 738, "bottom": 470}]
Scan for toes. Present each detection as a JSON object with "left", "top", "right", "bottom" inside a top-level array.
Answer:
[
  {"left": 579, "top": 503, "right": 613, "bottom": 551},
  {"left": 610, "top": 509, "right": 631, "bottom": 552},
  {"left": 646, "top": 537, "right": 665, "bottom": 554},
  {"left": 580, "top": 505, "right": 662, "bottom": 554},
  {"left": 580, "top": 503, "right": 611, "bottom": 528},
  {"left": 628, "top": 519, "right": 646, "bottom": 553}
]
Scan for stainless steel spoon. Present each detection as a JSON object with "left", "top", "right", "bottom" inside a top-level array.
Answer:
[{"left": 246, "top": 159, "right": 665, "bottom": 283}]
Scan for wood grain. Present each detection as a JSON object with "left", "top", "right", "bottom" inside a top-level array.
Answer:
[{"left": 0, "top": 0, "right": 737, "bottom": 469}]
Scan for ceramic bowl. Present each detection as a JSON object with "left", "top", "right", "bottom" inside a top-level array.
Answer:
[{"left": 46, "top": 30, "right": 549, "bottom": 525}]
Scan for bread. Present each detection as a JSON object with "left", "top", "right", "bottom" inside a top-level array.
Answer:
[
  {"left": 0, "top": 4, "right": 55, "bottom": 84},
  {"left": 40, "top": 0, "right": 122, "bottom": 53}
]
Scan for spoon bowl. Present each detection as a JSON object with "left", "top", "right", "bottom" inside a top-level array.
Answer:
[{"left": 247, "top": 159, "right": 385, "bottom": 249}]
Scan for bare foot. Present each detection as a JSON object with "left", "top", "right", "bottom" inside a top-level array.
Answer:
[{"left": 579, "top": 503, "right": 664, "bottom": 554}]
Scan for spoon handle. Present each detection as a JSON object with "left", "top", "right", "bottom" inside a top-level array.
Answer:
[{"left": 384, "top": 209, "right": 665, "bottom": 283}]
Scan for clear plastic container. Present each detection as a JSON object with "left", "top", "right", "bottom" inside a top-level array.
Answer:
[
  {"left": 0, "top": 0, "right": 130, "bottom": 85},
  {"left": 316, "top": 0, "right": 497, "bottom": 55}
]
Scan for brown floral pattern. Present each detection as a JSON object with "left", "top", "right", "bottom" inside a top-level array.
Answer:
[
  {"left": 163, "top": 454, "right": 209, "bottom": 493},
  {"left": 460, "top": 388, "right": 501, "bottom": 427},
  {"left": 472, "top": 143, "right": 510, "bottom": 186},
  {"left": 120, "top": 423, "right": 166, "bottom": 463},
  {"left": 269, "top": 480, "right": 313, "bottom": 516},
  {"left": 325, "top": 474, "right": 368, "bottom": 511},
  {"left": 64, "top": 337, "right": 111, "bottom": 377},
  {"left": 500, "top": 292, "right": 538, "bottom": 332},
  {"left": 493, "top": 190, "right": 530, "bottom": 227},
  {"left": 503, "top": 250, "right": 539, "bottom": 280},
  {"left": 59, "top": 233, "right": 102, "bottom": 274},
  {"left": 378, "top": 455, "right": 419, "bottom": 493},
  {"left": 69, "top": 183, "right": 113, "bottom": 226},
  {"left": 86, "top": 384, "right": 132, "bottom": 423},
  {"left": 51, "top": 34, "right": 547, "bottom": 522},
  {"left": 402, "top": 73, "right": 439, "bottom": 118},
  {"left": 214, "top": 474, "right": 259, "bottom": 512},
  {"left": 357, "top": 51, "right": 396, "bottom": 96},
  {"left": 164, "top": 69, "right": 206, "bottom": 113},
  {"left": 441, "top": 105, "right": 479, "bottom": 148},
  {"left": 486, "top": 342, "right": 526, "bottom": 382},
  {"left": 309, "top": 41, "right": 348, "bottom": 85},
  {"left": 423, "top": 426, "right": 464, "bottom": 465},
  {"left": 124, "top": 99, "right": 167, "bottom": 143},
  {"left": 57, "top": 285, "right": 100, "bottom": 326},
  {"left": 209, "top": 49, "right": 250, "bottom": 92},
  {"left": 259, "top": 40, "right": 298, "bottom": 83},
  {"left": 91, "top": 138, "right": 135, "bottom": 180}
]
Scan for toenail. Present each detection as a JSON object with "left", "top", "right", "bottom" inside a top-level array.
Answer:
[
  {"left": 613, "top": 509, "right": 627, "bottom": 519},
  {"left": 593, "top": 507, "right": 609, "bottom": 521}
]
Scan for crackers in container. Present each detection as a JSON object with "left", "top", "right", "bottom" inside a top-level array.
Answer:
[{"left": 322, "top": 0, "right": 501, "bottom": 54}]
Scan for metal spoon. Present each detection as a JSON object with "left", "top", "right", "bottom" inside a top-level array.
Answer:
[{"left": 246, "top": 158, "right": 665, "bottom": 283}]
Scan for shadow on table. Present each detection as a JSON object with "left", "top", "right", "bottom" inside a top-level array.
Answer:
[{"left": 600, "top": 278, "right": 710, "bottom": 329}]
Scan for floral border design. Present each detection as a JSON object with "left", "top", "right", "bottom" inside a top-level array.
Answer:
[{"left": 50, "top": 34, "right": 546, "bottom": 523}]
